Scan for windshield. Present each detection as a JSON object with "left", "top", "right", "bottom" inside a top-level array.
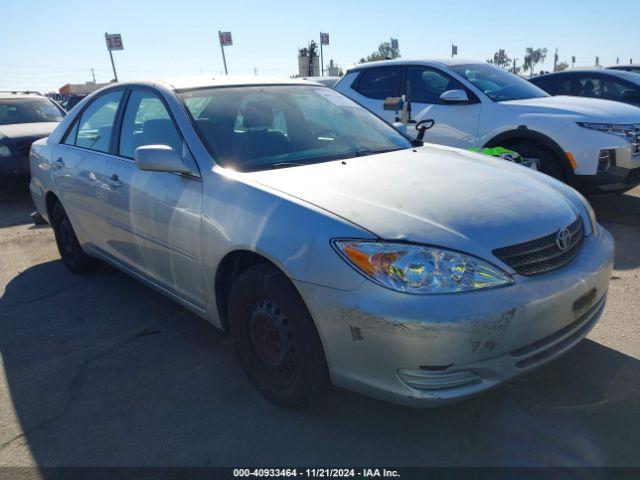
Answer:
[
  {"left": 0, "top": 98, "right": 65, "bottom": 125},
  {"left": 450, "top": 64, "right": 550, "bottom": 102},
  {"left": 179, "top": 85, "right": 411, "bottom": 171}
]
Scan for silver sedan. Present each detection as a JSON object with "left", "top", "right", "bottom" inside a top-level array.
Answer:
[{"left": 29, "top": 77, "right": 614, "bottom": 407}]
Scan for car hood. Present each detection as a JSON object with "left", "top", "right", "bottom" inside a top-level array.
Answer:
[
  {"left": 242, "top": 146, "right": 579, "bottom": 263},
  {"left": 0, "top": 122, "right": 58, "bottom": 141},
  {"left": 500, "top": 95, "right": 640, "bottom": 123}
]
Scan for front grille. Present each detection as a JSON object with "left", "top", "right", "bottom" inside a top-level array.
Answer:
[{"left": 493, "top": 217, "right": 584, "bottom": 275}]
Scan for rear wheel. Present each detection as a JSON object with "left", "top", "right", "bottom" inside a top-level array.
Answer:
[
  {"left": 503, "top": 141, "right": 567, "bottom": 181},
  {"left": 228, "top": 264, "right": 328, "bottom": 407},
  {"left": 51, "top": 202, "right": 97, "bottom": 274}
]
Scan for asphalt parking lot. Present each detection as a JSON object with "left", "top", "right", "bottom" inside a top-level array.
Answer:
[{"left": 0, "top": 183, "right": 639, "bottom": 468}]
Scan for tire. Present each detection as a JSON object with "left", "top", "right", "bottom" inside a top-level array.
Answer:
[
  {"left": 228, "top": 263, "right": 329, "bottom": 407},
  {"left": 51, "top": 202, "right": 97, "bottom": 274},
  {"left": 505, "top": 141, "right": 566, "bottom": 181}
]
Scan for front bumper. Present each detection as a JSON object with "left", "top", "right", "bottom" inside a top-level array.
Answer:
[
  {"left": 575, "top": 165, "right": 640, "bottom": 193},
  {"left": 295, "top": 228, "right": 614, "bottom": 407}
]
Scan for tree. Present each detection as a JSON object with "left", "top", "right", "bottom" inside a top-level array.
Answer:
[
  {"left": 555, "top": 61, "right": 569, "bottom": 72},
  {"left": 523, "top": 47, "right": 548, "bottom": 76},
  {"left": 359, "top": 41, "right": 401, "bottom": 63},
  {"left": 487, "top": 50, "right": 512, "bottom": 69}
]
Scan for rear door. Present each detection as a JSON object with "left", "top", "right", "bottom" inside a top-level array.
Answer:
[
  {"left": 342, "top": 66, "right": 403, "bottom": 122},
  {"left": 103, "top": 88, "right": 205, "bottom": 307},
  {"left": 52, "top": 89, "right": 124, "bottom": 250},
  {"left": 405, "top": 65, "right": 482, "bottom": 148}
]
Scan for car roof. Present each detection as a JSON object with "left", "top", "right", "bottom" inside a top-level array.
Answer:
[
  {"left": 532, "top": 69, "right": 640, "bottom": 84},
  {"left": 345, "top": 58, "right": 477, "bottom": 72},
  {"left": 120, "top": 75, "right": 320, "bottom": 91},
  {"left": 607, "top": 64, "right": 640, "bottom": 69},
  {"left": 0, "top": 91, "right": 46, "bottom": 99}
]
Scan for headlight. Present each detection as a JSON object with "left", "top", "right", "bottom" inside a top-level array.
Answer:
[
  {"left": 0, "top": 145, "right": 11, "bottom": 157},
  {"left": 574, "top": 190, "right": 598, "bottom": 236},
  {"left": 577, "top": 122, "right": 640, "bottom": 144},
  {"left": 332, "top": 240, "right": 513, "bottom": 294}
]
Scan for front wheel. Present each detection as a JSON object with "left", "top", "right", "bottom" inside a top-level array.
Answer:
[
  {"left": 505, "top": 141, "right": 567, "bottom": 181},
  {"left": 228, "top": 264, "right": 329, "bottom": 407},
  {"left": 51, "top": 202, "right": 97, "bottom": 274}
]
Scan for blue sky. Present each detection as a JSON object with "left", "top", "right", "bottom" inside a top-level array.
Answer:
[{"left": 2, "top": 0, "right": 638, "bottom": 92}]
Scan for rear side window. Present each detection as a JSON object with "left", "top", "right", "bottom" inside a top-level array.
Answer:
[
  {"left": 73, "top": 91, "right": 123, "bottom": 153},
  {"left": 406, "top": 66, "right": 467, "bottom": 104},
  {"left": 118, "top": 90, "right": 182, "bottom": 159},
  {"left": 531, "top": 77, "right": 558, "bottom": 95},
  {"left": 354, "top": 67, "right": 402, "bottom": 99}
]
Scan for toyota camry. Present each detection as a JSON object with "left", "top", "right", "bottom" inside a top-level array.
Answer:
[{"left": 29, "top": 77, "right": 614, "bottom": 406}]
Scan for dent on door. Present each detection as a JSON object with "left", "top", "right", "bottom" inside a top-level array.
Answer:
[{"left": 104, "top": 157, "right": 206, "bottom": 307}]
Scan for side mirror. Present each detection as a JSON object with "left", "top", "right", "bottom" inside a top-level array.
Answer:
[
  {"left": 134, "top": 145, "right": 192, "bottom": 174},
  {"left": 439, "top": 89, "right": 469, "bottom": 104}
]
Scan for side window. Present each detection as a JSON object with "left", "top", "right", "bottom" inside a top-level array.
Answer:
[
  {"left": 533, "top": 77, "right": 558, "bottom": 95},
  {"left": 354, "top": 67, "right": 402, "bottom": 100},
  {"left": 62, "top": 119, "right": 79, "bottom": 146},
  {"left": 601, "top": 79, "right": 640, "bottom": 103},
  {"left": 406, "top": 66, "right": 468, "bottom": 104},
  {"left": 119, "top": 90, "right": 182, "bottom": 159},
  {"left": 75, "top": 91, "right": 123, "bottom": 153},
  {"left": 577, "top": 76, "right": 603, "bottom": 98}
]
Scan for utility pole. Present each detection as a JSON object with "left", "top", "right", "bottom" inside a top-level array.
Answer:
[
  {"left": 91, "top": 68, "right": 96, "bottom": 83},
  {"left": 553, "top": 48, "right": 558, "bottom": 72}
]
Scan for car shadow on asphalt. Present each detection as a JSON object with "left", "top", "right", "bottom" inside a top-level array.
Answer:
[
  {"left": 590, "top": 191, "right": 640, "bottom": 270},
  {"left": 0, "top": 259, "right": 639, "bottom": 467},
  {"left": 0, "top": 184, "right": 36, "bottom": 229}
]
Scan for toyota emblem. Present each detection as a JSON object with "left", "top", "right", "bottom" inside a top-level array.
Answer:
[{"left": 556, "top": 228, "right": 571, "bottom": 251}]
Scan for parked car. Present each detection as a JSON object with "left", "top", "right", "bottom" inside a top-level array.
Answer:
[
  {"left": 607, "top": 64, "right": 640, "bottom": 75},
  {"left": 335, "top": 60, "right": 640, "bottom": 193},
  {"left": 530, "top": 69, "right": 640, "bottom": 107},
  {"left": 0, "top": 91, "right": 65, "bottom": 179},
  {"left": 61, "top": 93, "right": 89, "bottom": 112},
  {"left": 30, "top": 77, "right": 613, "bottom": 407}
]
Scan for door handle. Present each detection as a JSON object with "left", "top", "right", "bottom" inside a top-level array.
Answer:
[
  {"left": 53, "top": 157, "right": 65, "bottom": 168},
  {"left": 109, "top": 174, "right": 123, "bottom": 189}
]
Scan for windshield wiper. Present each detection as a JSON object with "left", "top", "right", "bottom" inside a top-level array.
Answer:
[
  {"left": 270, "top": 162, "right": 305, "bottom": 168},
  {"left": 353, "top": 147, "right": 405, "bottom": 157}
]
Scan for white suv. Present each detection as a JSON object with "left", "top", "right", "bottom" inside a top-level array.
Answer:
[{"left": 335, "top": 59, "right": 640, "bottom": 193}]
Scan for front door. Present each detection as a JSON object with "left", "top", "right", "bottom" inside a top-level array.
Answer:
[
  {"left": 103, "top": 88, "right": 205, "bottom": 307},
  {"left": 405, "top": 65, "right": 482, "bottom": 148}
]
